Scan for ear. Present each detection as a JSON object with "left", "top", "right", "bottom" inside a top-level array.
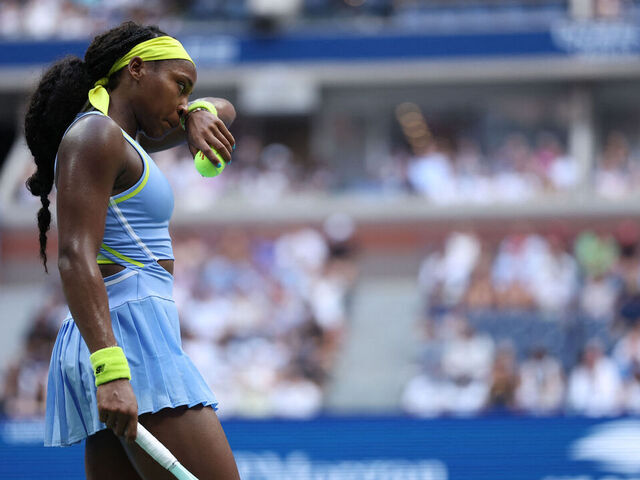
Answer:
[{"left": 126, "top": 56, "right": 145, "bottom": 82}]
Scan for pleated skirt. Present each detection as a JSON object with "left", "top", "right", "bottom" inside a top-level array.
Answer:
[{"left": 45, "top": 265, "right": 217, "bottom": 447}]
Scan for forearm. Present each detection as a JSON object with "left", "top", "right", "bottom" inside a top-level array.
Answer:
[
  {"left": 137, "top": 96, "right": 236, "bottom": 153},
  {"left": 58, "top": 252, "right": 117, "bottom": 353}
]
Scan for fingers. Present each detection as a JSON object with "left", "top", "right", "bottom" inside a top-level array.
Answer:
[
  {"left": 100, "top": 409, "right": 138, "bottom": 442},
  {"left": 195, "top": 136, "right": 229, "bottom": 165},
  {"left": 113, "top": 414, "right": 127, "bottom": 438},
  {"left": 215, "top": 118, "right": 236, "bottom": 152},
  {"left": 209, "top": 118, "right": 233, "bottom": 156},
  {"left": 188, "top": 144, "right": 198, "bottom": 158},
  {"left": 102, "top": 412, "right": 118, "bottom": 433},
  {"left": 206, "top": 142, "right": 229, "bottom": 166},
  {"left": 100, "top": 411, "right": 109, "bottom": 425},
  {"left": 186, "top": 112, "right": 235, "bottom": 165},
  {"left": 189, "top": 111, "right": 235, "bottom": 151},
  {"left": 115, "top": 415, "right": 136, "bottom": 443},
  {"left": 124, "top": 418, "right": 138, "bottom": 443},
  {"left": 203, "top": 128, "right": 232, "bottom": 164}
]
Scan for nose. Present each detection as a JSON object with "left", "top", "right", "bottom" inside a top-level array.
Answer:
[{"left": 177, "top": 101, "right": 188, "bottom": 118}]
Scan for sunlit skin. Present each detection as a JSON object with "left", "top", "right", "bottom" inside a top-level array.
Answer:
[{"left": 55, "top": 56, "right": 240, "bottom": 479}]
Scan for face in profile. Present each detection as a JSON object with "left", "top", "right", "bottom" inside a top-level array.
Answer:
[{"left": 132, "top": 58, "right": 197, "bottom": 138}]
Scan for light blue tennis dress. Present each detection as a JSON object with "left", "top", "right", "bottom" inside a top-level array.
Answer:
[{"left": 45, "top": 111, "right": 217, "bottom": 447}]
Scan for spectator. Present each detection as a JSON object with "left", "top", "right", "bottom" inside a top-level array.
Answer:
[
  {"left": 575, "top": 231, "right": 620, "bottom": 319},
  {"left": 567, "top": 339, "right": 623, "bottom": 417},
  {"left": 515, "top": 347, "right": 565, "bottom": 415},
  {"left": 1, "top": 306, "right": 59, "bottom": 418},
  {"left": 492, "top": 233, "right": 540, "bottom": 310},
  {"left": 533, "top": 131, "right": 578, "bottom": 191},
  {"left": 269, "top": 367, "right": 323, "bottom": 419},
  {"left": 612, "top": 320, "right": 640, "bottom": 378},
  {"left": 401, "top": 370, "right": 446, "bottom": 418},
  {"left": 402, "top": 314, "right": 492, "bottom": 417},
  {"left": 621, "top": 359, "right": 640, "bottom": 414},
  {"left": 463, "top": 250, "right": 497, "bottom": 311},
  {"left": 440, "top": 315, "right": 494, "bottom": 384},
  {"left": 401, "top": 370, "right": 489, "bottom": 417},
  {"left": 614, "top": 222, "right": 640, "bottom": 327},
  {"left": 529, "top": 233, "right": 579, "bottom": 313},
  {"left": 491, "top": 133, "right": 541, "bottom": 202},
  {"left": 580, "top": 272, "right": 621, "bottom": 320},
  {"left": 407, "top": 139, "right": 457, "bottom": 204},
  {"left": 595, "top": 131, "right": 631, "bottom": 199},
  {"left": 418, "top": 231, "right": 481, "bottom": 309},
  {"left": 0, "top": 1, "right": 21, "bottom": 38},
  {"left": 486, "top": 342, "right": 519, "bottom": 412}
]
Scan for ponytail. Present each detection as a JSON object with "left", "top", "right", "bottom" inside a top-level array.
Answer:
[{"left": 24, "top": 56, "right": 91, "bottom": 272}]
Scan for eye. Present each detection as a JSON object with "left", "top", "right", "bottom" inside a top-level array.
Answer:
[{"left": 177, "top": 82, "right": 186, "bottom": 95}]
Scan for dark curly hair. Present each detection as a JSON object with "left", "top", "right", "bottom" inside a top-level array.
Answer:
[{"left": 24, "top": 22, "right": 166, "bottom": 272}]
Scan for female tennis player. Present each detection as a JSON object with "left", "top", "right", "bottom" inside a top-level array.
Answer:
[{"left": 24, "top": 22, "right": 240, "bottom": 479}]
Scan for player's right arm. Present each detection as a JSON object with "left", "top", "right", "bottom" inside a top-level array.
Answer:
[{"left": 55, "top": 115, "right": 138, "bottom": 442}]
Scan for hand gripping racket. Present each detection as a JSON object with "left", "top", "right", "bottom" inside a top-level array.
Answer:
[{"left": 135, "top": 423, "right": 199, "bottom": 480}]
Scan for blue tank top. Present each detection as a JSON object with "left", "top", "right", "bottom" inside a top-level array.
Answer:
[{"left": 56, "top": 111, "right": 174, "bottom": 267}]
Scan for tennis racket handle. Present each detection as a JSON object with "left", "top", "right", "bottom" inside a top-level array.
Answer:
[
  {"left": 135, "top": 423, "right": 199, "bottom": 480},
  {"left": 135, "top": 423, "right": 178, "bottom": 470}
]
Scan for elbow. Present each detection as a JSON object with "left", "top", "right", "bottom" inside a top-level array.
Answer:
[
  {"left": 215, "top": 98, "right": 236, "bottom": 127},
  {"left": 57, "top": 252, "right": 75, "bottom": 277},
  {"left": 57, "top": 244, "right": 96, "bottom": 277}
]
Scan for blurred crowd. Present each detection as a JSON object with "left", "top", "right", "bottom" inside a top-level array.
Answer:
[
  {"left": 151, "top": 129, "right": 595, "bottom": 205},
  {"left": 375, "top": 125, "right": 640, "bottom": 202},
  {"left": 419, "top": 222, "right": 640, "bottom": 317},
  {"left": 0, "top": 0, "right": 631, "bottom": 39},
  {"left": 0, "top": 224, "right": 358, "bottom": 419},
  {"left": 12, "top": 127, "right": 640, "bottom": 211},
  {"left": 403, "top": 223, "right": 640, "bottom": 417},
  {"left": 0, "top": 0, "right": 194, "bottom": 40},
  {"left": 402, "top": 313, "right": 640, "bottom": 418},
  {"left": 384, "top": 132, "right": 579, "bottom": 203}
]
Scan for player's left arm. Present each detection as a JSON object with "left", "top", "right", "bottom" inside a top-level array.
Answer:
[{"left": 137, "top": 97, "right": 236, "bottom": 157}]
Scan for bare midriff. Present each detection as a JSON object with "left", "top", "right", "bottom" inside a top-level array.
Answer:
[{"left": 99, "top": 259, "right": 174, "bottom": 278}]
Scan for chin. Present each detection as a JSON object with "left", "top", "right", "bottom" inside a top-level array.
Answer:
[{"left": 144, "top": 126, "right": 168, "bottom": 139}]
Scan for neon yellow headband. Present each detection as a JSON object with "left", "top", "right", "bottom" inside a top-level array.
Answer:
[{"left": 88, "top": 35, "right": 195, "bottom": 115}]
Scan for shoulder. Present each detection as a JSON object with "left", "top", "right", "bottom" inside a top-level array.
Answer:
[{"left": 58, "top": 114, "right": 128, "bottom": 166}]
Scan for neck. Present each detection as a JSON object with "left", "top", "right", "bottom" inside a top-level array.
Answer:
[{"left": 106, "top": 91, "right": 138, "bottom": 138}]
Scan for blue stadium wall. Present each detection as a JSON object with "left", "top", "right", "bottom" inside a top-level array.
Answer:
[
  {"left": 2, "top": 22, "right": 640, "bottom": 67},
  {"left": 0, "top": 416, "right": 639, "bottom": 479}
]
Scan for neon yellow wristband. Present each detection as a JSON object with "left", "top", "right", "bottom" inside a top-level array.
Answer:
[
  {"left": 180, "top": 100, "right": 218, "bottom": 130},
  {"left": 90, "top": 346, "right": 131, "bottom": 387}
]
